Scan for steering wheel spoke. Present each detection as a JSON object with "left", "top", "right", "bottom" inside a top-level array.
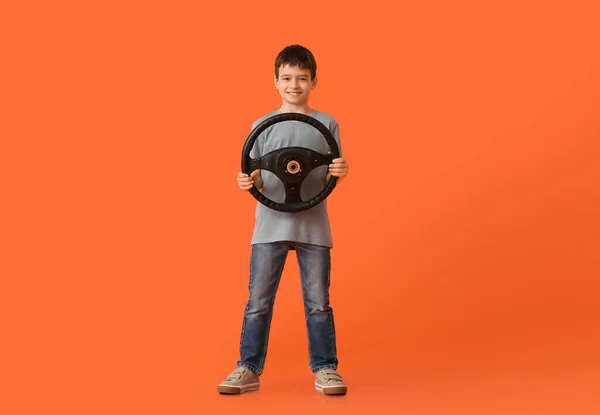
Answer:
[
  {"left": 253, "top": 146, "right": 331, "bottom": 182},
  {"left": 283, "top": 182, "right": 304, "bottom": 204}
]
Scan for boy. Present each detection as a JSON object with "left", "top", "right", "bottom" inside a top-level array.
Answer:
[{"left": 218, "top": 45, "right": 349, "bottom": 395}]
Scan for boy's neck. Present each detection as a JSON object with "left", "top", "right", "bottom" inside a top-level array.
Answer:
[{"left": 279, "top": 102, "right": 313, "bottom": 115}]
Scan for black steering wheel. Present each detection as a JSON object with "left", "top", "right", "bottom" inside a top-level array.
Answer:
[{"left": 241, "top": 112, "right": 341, "bottom": 213}]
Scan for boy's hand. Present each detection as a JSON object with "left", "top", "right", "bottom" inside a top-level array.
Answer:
[
  {"left": 328, "top": 158, "right": 349, "bottom": 181},
  {"left": 237, "top": 169, "right": 262, "bottom": 191}
]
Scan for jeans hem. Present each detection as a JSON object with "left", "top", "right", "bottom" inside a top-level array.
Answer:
[
  {"left": 311, "top": 363, "right": 338, "bottom": 373},
  {"left": 237, "top": 362, "right": 261, "bottom": 376}
]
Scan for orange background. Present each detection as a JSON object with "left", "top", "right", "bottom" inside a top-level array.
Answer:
[{"left": 2, "top": 1, "right": 599, "bottom": 414}]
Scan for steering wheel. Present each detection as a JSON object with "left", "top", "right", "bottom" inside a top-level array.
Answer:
[{"left": 241, "top": 112, "right": 341, "bottom": 213}]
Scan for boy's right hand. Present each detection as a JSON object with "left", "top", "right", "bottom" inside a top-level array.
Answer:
[{"left": 237, "top": 170, "right": 261, "bottom": 191}]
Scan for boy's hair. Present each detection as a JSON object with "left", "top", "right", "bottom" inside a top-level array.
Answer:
[{"left": 274, "top": 45, "right": 317, "bottom": 80}]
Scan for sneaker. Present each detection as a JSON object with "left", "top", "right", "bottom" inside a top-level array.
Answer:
[
  {"left": 314, "top": 369, "right": 347, "bottom": 395},
  {"left": 218, "top": 367, "right": 260, "bottom": 394}
]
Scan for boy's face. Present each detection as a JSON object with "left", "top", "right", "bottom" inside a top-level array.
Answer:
[{"left": 274, "top": 65, "right": 317, "bottom": 106}]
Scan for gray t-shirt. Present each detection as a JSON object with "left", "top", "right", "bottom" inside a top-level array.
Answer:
[{"left": 248, "top": 110, "right": 342, "bottom": 248}]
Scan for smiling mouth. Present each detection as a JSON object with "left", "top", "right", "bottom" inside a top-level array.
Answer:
[{"left": 287, "top": 92, "right": 302, "bottom": 95}]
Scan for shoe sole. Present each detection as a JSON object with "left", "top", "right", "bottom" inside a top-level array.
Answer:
[
  {"left": 315, "top": 382, "right": 347, "bottom": 395},
  {"left": 218, "top": 383, "right": 259, "bottom": 394}
]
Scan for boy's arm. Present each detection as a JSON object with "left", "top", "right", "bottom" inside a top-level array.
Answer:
[
  {"left": 327, "top": 159, "right": 348, "bottom": 182},
  {"left": 326, "top": 120, "right": 348, "bottom": 182},
  {"left": 237, "top": 169, "right": 263, "bottom": 191},
  {"left": 237, "top": 121, "right": 264, "bottom": 191},
  {"left": 253, "top": 170, "right": 263, "bottom": 191}
]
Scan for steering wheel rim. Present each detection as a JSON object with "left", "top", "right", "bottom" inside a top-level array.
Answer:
[{"left": 241, "top": 112, "right": 341, "bottom": 213}]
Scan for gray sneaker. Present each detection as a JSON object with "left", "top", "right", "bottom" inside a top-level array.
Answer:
[
  {"left": 218, "top": 367, "right": 260, "bottom": 394},
  {"left": 314, "top": 369, "right": 347, "bottom": 395}
]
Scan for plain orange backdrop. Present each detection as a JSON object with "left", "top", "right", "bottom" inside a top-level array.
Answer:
[{"left": 1, "top": 1, "right": 599, "bottom": 414}]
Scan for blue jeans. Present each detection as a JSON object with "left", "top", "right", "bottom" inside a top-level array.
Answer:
[{"left": 237, "top": 241, "right": 339, "bottom": 375}]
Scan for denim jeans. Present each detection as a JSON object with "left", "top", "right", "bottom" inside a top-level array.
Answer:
[{"left": 237, "top": 241, "right": 339, "bottom": 375}]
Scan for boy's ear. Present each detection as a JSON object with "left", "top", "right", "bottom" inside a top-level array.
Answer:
[
  {"left": 274, "top": 75, "right": 278, "bottom": 88},
  {"left": 311, "top": 77, "right": 318, "bottom": 89}
]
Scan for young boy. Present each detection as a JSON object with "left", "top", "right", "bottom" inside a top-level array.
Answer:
[{"left": 218, "top": 45, "right": 349, "bottom": 395}]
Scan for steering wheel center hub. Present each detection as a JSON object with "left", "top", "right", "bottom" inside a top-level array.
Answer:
[{"left": 286, "top": 159, "right": 301, "bottom": 175}]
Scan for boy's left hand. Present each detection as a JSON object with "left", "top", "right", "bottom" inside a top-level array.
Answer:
[{"left": 328, "top": 158, "right": 349, "bottom": 180}]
